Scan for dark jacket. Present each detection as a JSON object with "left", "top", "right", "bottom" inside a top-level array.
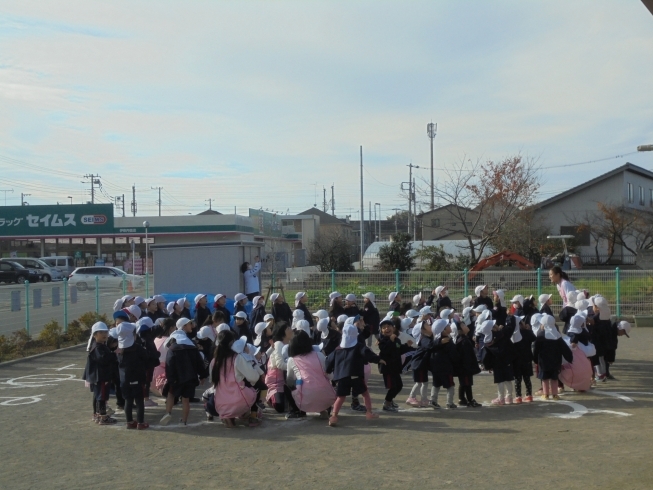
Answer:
[
  {"left": 321, "top": 329, "right": 342, "bottom": 357},
  {"left": 139, "top": 329, "right": 162, "bottom": 370},
  {"left": 540, "top": 304, "right": 554, "bottom": 316},
  {"left": 473, "top": 296, "right": 494, "bottom": 311},
  {"left": 196, "top": 337, "right": 214, "bottom": 362},
  {"left": 234, "top": 302, "right": 247, "bottom": 316},
  {"left": 485, "top": 323, "right": 516, "bottom": 383},
  {"left": 522, "top": 297, "right": 539, "bottom": 320},
  {"left": 181, "top": 307, "right": 192, "bottom": 320},
  {"left": 533, "top": 337, "right": 573, "bottom": 372},
  {"left": 568, "top": 329, "right": 591, "bottom": 346},
  {"left": 329, "top": 304, "right": 346, "bottom": 322},
  {"left": 493, "top": 302, "right": 508, "bottom": 327},
  {"left": 148, "top": 309, "right": 168, "bottom": 322},
  {"left": 250, "top": 305, "right": 266, "bottom": 327},
  {"left": 234, "top": 320, "right": 253, "bottom": 345},
  {"left": 588, "top": 317, "right": 610, "bottom": 356},
  {"left": 410, "top": 334, "right": 433, "bottom": 372},
  {"left": 436, "top": 296, "right": 452, "bottom": 313},
  {"left": 605, "top": 322, "right": 619, "bottom": 351},
  {"left": 454, "top": 335, "right": 481, "bottom": 377},
  {"left": 194, "top": 305, "right": 211, "bottom": 333},
  {"left": 378, "top": 335, "right": 413, "bottom": 375},
  {"left": 165, "top": 343, "right": 208, "bottom": 386},
  {"left": 271, "top": 302, "right": 292, "bottom": 324},
  {"left": 214, "top": 304, "right": 232, "bottom": 326},
  {"left": 344, "top": 304, "right": 362, "bottom": 318},
  {"left": 559, "top": 306, "right": 577, "bottom": 334},
  {"left": 325, "top": 342, "right": 381, "bottom": 381},
  {"left": 118, "top": 341, "right": 149, "bottom": 385},
  {"left": 362, "top": 303, "right": 380, "bottom": 335},
  {"left": 512, "top": 323, "right": 537, "bottom": 367},
  {"left": 389, "top": 300, "right": 401, "bottom": 313},
  {"left": 83, "top": 343, "right": 114, "bottom": 384},
  {"left": 296, "top": 302, "right": 314, "bottom": 327},
  {"left": 428, "top": 336, "right": 459, "bottom": 377}
]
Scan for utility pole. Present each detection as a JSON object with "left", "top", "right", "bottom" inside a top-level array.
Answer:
[
  {"left": 21, "top": 193, "right": 31, "bottom": 206},
  {"left": 323, "top": 187, "right": 327, "bottom": 213},
  {"left": 83, "top": 174, "right": 101, "bottom": 204},
  {"left": 375, "top": 203, "right": 381, "bottom": 241},
  {"left": 373, "top": 204, "right": 377, "bottom": 241},
  {"left": 369, "top": 201, "right": 372, "bottom": 242},
  {"left": 152, "top": 186, "right": 163, "bottom": 216},
  {"left": 0, "top": 189, "right": 13, "bottom": 206},
  {"left": 121, "top": 194, "right": 125, "bottom": 217},
  {"left": 360, "top": 146, "right": 364, "bottom": 270},
  {"left": 205, "top": 198, "right": 214, "bottom": 210},
  {"left": 413, "top": 177, "right": 417, "bottom": 241},
  {"left": 131, "top": 185, "right": 137, "bottom": 217},
  {"left": 392, "top": 208, "right": 400, "bottom": 234},
  {"left": 331, "top": 185, "right": 335, "bottom": 216},
  {"left": 427, "top": 122, "right": 437, "bottom": 210}
]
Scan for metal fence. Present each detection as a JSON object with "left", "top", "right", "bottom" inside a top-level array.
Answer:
[
  {"left": 0, "top": 274, "right": 152, "bottom": 338},
  {"left": 261, "top": 268, "right": 653, "bottom": 319}
]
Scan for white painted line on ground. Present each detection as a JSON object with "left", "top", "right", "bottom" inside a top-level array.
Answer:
[
  {"left": 592, "top": 390, "right": 634, "bottom": 402},
  {"left": 37, "top": 364, "right": 83, "bottom": 371}
]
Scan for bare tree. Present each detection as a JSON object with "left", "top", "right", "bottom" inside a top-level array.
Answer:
[
  {"left": 308, "top": 230, "right": 355, "bottom": 272},
  {"left": 418, "top": 154, "right": 541, "bottom": 264}
]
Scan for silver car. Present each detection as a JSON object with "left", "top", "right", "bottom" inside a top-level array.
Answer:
[
  {"left": 8, "top": 258, "right": 64, "bottom": 282},
  {"left": 68, "top": 266, "right": 144, "bottom": 291}
]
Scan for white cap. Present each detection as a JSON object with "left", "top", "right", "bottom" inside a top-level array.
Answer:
[
  {"left": 91, "top": 321, "right": 109, "bottom": 334},
  {"left": 432, "top": 319, "right": 449, "bottom": 336},
  {"left": 231, "top": 336, "right": 247, "bottom": 354},
  {"left": 329, "top": 291, "right": 342, "bottom": 306},
  {"left": 116, "top": 322, "right": 137, "bottom": 349},
  {"left": 478, "top": 319, "right": 495, "bottom": 343},
  {"left": 254, "top": 322, "right": 267, "bottom": 346},
  {"left": 575, "top": 299, "right": 589, "bottom": 311},
  {"left": 197, "top": 325, "right": 216, "bottom": 342},
  {"left": 566, "top": 290, "right": 578, "bottom": 306},
  {"left": 270, "top": 293, "right": 280, "bottom": 302},
  {"left": 594, "top": 296, "right": 611, "bottom": 319},
  {"left": 252, "top": 295, "right": 263, "bottom": 306},
  {"left": 317, "top": 318, "right": 329, "bottom": 339},
  {"left": 494, "top": 289, "right": 505, "bottom": 305},
  {"left": 214, "top": 293, "right": 225, "bottom": 303},
  {"left": 234, "top": 293, "right": 247, "bottom": 302},
  {"left": 216, "top": 323, "right": 231, "bottom": 333},
  {"left": 400, "top": 317, "right": 413, "bottom": 331},
  {"left": 363, "top": 292, "right": 376, "bottom": 307},
  {"left": 617, "top": 321, "right": 631, "bottom": 337},
  {"left": 166, "top": 302, "right": 176, "bottom": 315},
  {"left": 413, "top": 293, "right": 422, "bottom": 304},
  {"left": 435, "top": 285, "right": 446, "bottom": 296},
  {"left": 344, "top": 293, "right": 355, "bottom": 302},
  {"left": 539, "top": 293, "right": 552, "bottom": 305},
  {"left": 474, "top": 285, "right": 486, "bottom": 297},
  {"left": 234, "top": 311, "right": 248, "bottom": 319},
  {"left": 510, "top": 294, "right": 524, "bottom": 305},
  {"left": 136, "top": 317, "right": 154, "bottom": 334},
  {"left": 113, "top": 298, "right": 124, "bottom": 312},
  {"left": 461, "top": 295, "right": 473, "bottom": 308},
  {"left": 176, "top": 297, "right": 186, "bottom": 309},
  {"left": 439, "top": 308, "right": 454, "bottom": 320},
  {"left": 404, "top": 306, "right": 420, "bottom": 318},
  {"left": 462, "top": 306, "right": 473, "bottom": 325},
  {"left": 544, "top": 315, "right": 561, "bottom": 340},
  {"left": 154, "top": 295, "right": 166, "bottom": 304},
  {"left": 194, "top": 294, "right": 207, "bottom": 304},
  {"left": 337, "top": 314, "right": 348, "bottom": 323},
  {"left": 388, "top": 292, "right": 398, "bottom": 303},
  {"left": 419, "top": 306, "right": 432, "bottom": 317},
  {"left": 146, "top": 297, "right": 156, "bottom": 305},
  {"left": 176, "top": 318, "right": 192, "bottom": 330},
  {"left": 294, "top": 319, "right": 311, "bottom": 336},
  {"left": 568, "top": 315, "right": 585, "bottom": 335},
  {"left": 294, "top": 291, "right": 306, "bottom": 307},
  {"left": 292, "top": 309, "right": 304, "bottom": 319},
  {"left": 133, "top": 296, "right": 145, "bottom": 306},
  {"left": 314, "top": 309, "right": 329, "bottom": 320},
  {"left": 530, "top": 313, "right": 543, "bottom": 328},
  {"left": 127, "top": 305, "right": 142, "bottom": 319},
  {"left": 473, "top": 304, "right": 487, "bottom": 313},
  {"left": 340, "top": 324, "right": 359, "bottom": 348},
  {"left": 264, "top": 314, "right": 274, "bottom": 322}
]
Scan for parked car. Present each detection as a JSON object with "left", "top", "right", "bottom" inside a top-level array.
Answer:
[
  {"left": 6, "top": 258, "right": 64, "bottom": 282},
  {"left": 68, "top": 266, "right": 145, "bottom": 291},
  {"left": 0, "top": 261, "right": 41, "bottom": 284},
  {"left": 40, "top": 256, "right": 76, "bottom": 276}
]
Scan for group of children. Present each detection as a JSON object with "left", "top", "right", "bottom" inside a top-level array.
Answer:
[{"left": 83, "top": 279, "right": 632, "bottom": 428}]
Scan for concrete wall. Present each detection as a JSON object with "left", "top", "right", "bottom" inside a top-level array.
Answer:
[{"left": 151, "top": 241, "right": 262, "bottom": 298}]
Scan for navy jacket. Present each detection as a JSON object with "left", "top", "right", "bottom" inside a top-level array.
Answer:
[
  {"left": 321, "top": 329, "right": 342, "bottom": 357},
  {"left": 436, "top": 296, "right": 452, "bottom": 312},
  {"left": 559, "top": 306, "right": 577, "bottom": 333},
  {"left": 473, "top": 296, "right": 494, "bottom": 311},
  {"left": 568, "top": 329, "right": 591, "bottom": 346},
  {"left": 118, "top": 341, "right": 148, "bottom": 385},
  {"left": 428, "top": 336, "right": 459, "bottom": 377},
  {"left": 540, "top": 304, "right": 554, "bottom": 317},
  {"left": 214, "top": 304, "right": 232, "bottom": 326},
  {"left": 194, "top": 305, "right": 211, "bottom": 332},
  {"left": 588, "top": 317, "right": 610, "bottom": 355},
  {"left": 454, "top": 335, "right": 481, "bottom": 377},
  {"left": 533, "top": 337, "right": 573, "bottom": 372},
  {"left": 362, "top": 304, "right": 380, "bottom": 334},
  {"left": 325, "top": 342, "right": 380, "bottom": 381},
  {"left": 165, "top": 343, "right": 208, "bottom": 386},
  {"left": 271, "top": 302, "right": 292, "bottom": 324},
  {"left": 250, "top": 305, "right": 266, "bottom": 327},
  {"left": 411, "top": 334, "right": 433, "bottom": 372},
  {"left": 512, "top": 324, "right": 536, "bottom": 367},
  {"left": 83, "top": 343, "right": 114, "bottom": 384},
  {"left": 297, "top": 302, "right": 314, "bottom": 327},
  {"left": 329, "top": 304, "right": 346, "bottom": 322},
  {"left": 234, "top": 320, "right": 253, "bottom": 345},
  {"left": 378, "top": 335, "right": 413, "bottom": 375},
  {"left": 344, "top": 305, "right": 362, "bottom": 318}
]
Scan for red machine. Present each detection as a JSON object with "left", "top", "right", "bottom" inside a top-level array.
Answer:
[{"left": 468, "top": 251, "right": 535, "bottom": 280}]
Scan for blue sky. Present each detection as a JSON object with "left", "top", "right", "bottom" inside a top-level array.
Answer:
[{"left": 1, "top": 1, "right": 653, "bottom": 218}]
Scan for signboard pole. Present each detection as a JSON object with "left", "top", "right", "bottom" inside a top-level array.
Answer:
[{"left": 25, "top": 280, "right": 30, "bottom": 336}]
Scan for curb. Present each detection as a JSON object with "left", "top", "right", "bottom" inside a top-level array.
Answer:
[{"left": 0, "top": 342, "right": 86, "bottom": 368}]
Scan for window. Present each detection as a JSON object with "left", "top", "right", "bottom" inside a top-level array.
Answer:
[
  {"left": 628, "top": 182, "right": 633, "bottom": 203},
  {"left": 431, "top": 218, "right": 440, "bottom": 227},
  {"left": 650, "top": 189, "right": 653, "bottom": 207},
  {"left": 640, "top": 186, "right": 645, "bottom": 205}
]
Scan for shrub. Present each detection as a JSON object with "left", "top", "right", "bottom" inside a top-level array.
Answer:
[
  {"left": 77, "top": 312, "right": 110, "bottom": 329},
  {"left": 65, "top": 320, "right": 89, "bottom": 343},
  {"left": 38, "top": 320, "right": 63, "bottom": 349},
  {"left": 0, "top": 335, "right": 14, "bottom": 361},
  {"left": 9, "top": 329, "right": 31, "bottom": 356}
]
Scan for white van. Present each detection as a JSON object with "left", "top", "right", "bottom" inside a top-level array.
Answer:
[
  {"left": 8, "top": 258, "right": 63, "bottom": 282},
  {"left": 40, "top": 256, "right": 76, "bottom": 276}
]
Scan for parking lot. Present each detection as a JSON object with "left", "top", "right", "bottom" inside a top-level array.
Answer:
[{"left": 1, "top": 329, "right": 652, "bottom": 490}]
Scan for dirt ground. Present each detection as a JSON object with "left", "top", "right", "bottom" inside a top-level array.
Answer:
[{"left": 1, "top": 330, "right": 652, "bottom": 490}]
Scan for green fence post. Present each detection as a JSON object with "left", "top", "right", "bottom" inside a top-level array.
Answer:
[
  {"left": 63, "top": 278, "right": 69, "bottom": 334},
  {"left": 615, "top": 267, "right": 621, "bottom": 318},
  {"left": 95, "top": 275, "right": 100, "bottom": 314},
  {"left": 463, "top": 269, "right": 468, "bottom": 297},
  {"left": 331, "top": 270, "right": 336, "bottom": 291},
  {"left": 146, "top": 272, "right": 150, "bottom": 298},
  {"left": 25, "top": 280, "right": 30, "bottom": 336},
  {"left": 537, "top": 268, "right": 542, "bottom": 297},
  {"left": 395, "top": 269, "right": 400, "bottom": 293},
  {"left": 122, "top": 274, "right": 127, "bottom": 296}
]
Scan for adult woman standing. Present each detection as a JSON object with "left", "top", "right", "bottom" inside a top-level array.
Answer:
[
  {"left": 241, "top": 256, "right": 261, "bottom": 301},
  {"left": 548, "top": 266, "right": 576, "bottom": 307}
]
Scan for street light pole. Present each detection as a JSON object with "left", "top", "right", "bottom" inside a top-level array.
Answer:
[
  {"left": 143, "top": 221, "right": 150, "bottom": 296},
  {"left": 67, "top": 196, "right": 73, "bottom": 205},
  {"left": 375, "top": 203, "right": 381, "bottom": 241},
  {"left": 427, "top": 122, "right": 437, "bottom": 210}
]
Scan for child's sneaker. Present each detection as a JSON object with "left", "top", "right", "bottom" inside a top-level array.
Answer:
[
  {"left": 383, "top": 403, "right": 399, "bottom": 412},
  {"left": 98, "top": 415, "right": 117, "bottom": 425},
  {"left": 445, "top": 403, "right": 457, "bottom": 409},
  {"left": 514, "top": 396, "right": 522, "bottom": 404},
  {"left": 458, "top": 399, "right": 469, "bottom": 407},
  {"left": 469, "top": 399, "right": 481, "bottom": 408},
  {"left": 491, "top": 397, "right": 505, "bottom": 405},
  {"left": 419, "top": 399, "right": 430, "bottom": 408},
  {"left": 429, "top": 400, "right": 441, "bottom": 409},
  {"left": 351, "top": 401, "right": 367, "bottom": 412},
  {"left": 126, "top": 421, "right": 138, "bottom": 429},
  {"left": 406, "top": 397, "right": 419, "bottom": 406},
  {"left": 524, "top": 395, "right": 533, "bottom": 403},
  {"left": 328, "top": 415, "right": 338, "bottom": 426},
  {"left": 160, "top": 413, "right": 172, "bottom": 426},
  {"left": 105, "top": 406, "right": 115, "bottom": 416},
  {"left": 505, "top": 396, "right": 512, "bottom": 405},
  {"left": 365, "top": 411, "right": 379, "bottom": 420},
  {"left": 206, "top": 413, "right": 214, "bottom": 421},
  {"left": 552, "top": 395, "right": 561, "bottom": 401},
  {"left": 143, "top": 399, "right": 158, "bottom": 407},
  {"left": 137, "top": 423, "right": 149, "bottom": 430},
  {"left": 540, "top": 395, "right": 550, "bottom": 401}
]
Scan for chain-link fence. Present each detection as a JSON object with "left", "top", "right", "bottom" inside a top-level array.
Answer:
[
  {"left": 261, "top": 269, "right": 653, "bottom": 319},
  {"left": 0, "top": 275, "right": 152, "bottom": 337}
]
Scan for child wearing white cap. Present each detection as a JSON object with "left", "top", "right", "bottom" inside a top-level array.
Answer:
[
  {"left": 116, "top": 322, "right": 150, "bottom": 429},
  {"left": 250, "top": 295, "right": 267, "bottom": 327},
  {"left": 234, "top": 293, "right": 248, "bottom": 316},
  {"left": 325, "top": 323, "right": 385, "bottom": 426},
  {"left": 483, "top": 318, "right": 518, "bottom": 405},
  {"left": 588, "top": 296, "right": 611, "bottom": 382},
  {"left": 532, "top": 315, "right": 573, "bottom": 400},
  {"left": 362, "top": 293, "right": 380, "bottom": 347},
  {"left": 265, "top": 323, "right": 301, "bottom": 417},
  {"left": 83, "top": 322, "right": 117, "bottom": 425},
  {"left": 434, "top": 286, "right": 452, "bottom": 313},
  {"left": 270, "top": 293, "right": 292, "bottom": 324},
  {"left": 388, "top": 292, "right": 401, "bottom": 314},
  {"left": 344, "top": 293, "right": 362, "bottom": 317},
  {"left": 294, "top": 292, "right": 314, "bottom": 329},
  {"left": 473, "top": 285, "right": 493, "bottom": 311},
  {"left": 412, "top": 292, "right": 426, "bottom": 310},
  {"left": 510, "top": 315, "right": 536, "bottom": 404},
  {"left": 559, "top": 291, "right": 579, "bottom": 334},
  {"left": 378, "top": 319, "right": 414, "bottom": 412},
  {"left": 452, "top": 320, "right": 482, "bottom": 408},
  {"left": 539, "top": 294, "right": 553, "bottom": 316},
  {"left": 193, "top": 294, "right": 211, "bottom": 335},
  {"left": 178, "top": 297, "right": 192, "bottom": 320},
  {"left": 604, "top": 320, "right": 631, "bottom": 380},
  {"left": 328, "top": 292, "right": 346, "bottom": 321},
  {"left": 493, "top": 290, "right": 507, "bottom": 327},
  {"left": 407, "top": 320, "right": 434, "bottom": 407},
  {"left": 233, "top": 311, "right": 253, "bottom": 344},
  {"left": 136, "top": 317, "right": 163, "bottom": 408},
  {"left": 428, "top": 319, "right": 459, "bottom": 409},
  {"left": 212, "top": 294, "right": 231, "bottom": 326}
]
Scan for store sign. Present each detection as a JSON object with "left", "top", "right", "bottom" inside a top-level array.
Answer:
[
  {"left": 0, "top": 204, "right": 114, "bottom": 237},
  {"left": 249, "top": 209, "right": 282, "bottom": 238}
]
